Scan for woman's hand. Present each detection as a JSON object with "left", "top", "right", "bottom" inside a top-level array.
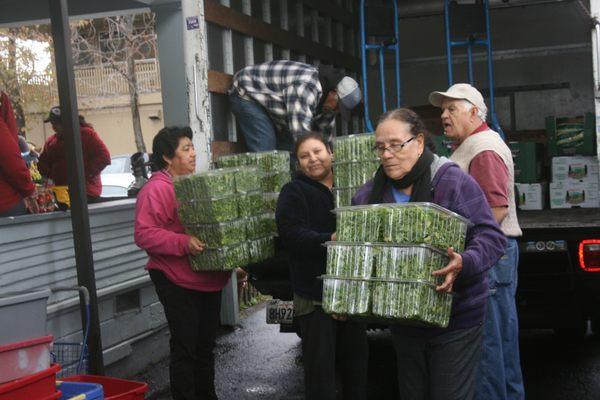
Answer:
[
  {"left": 24, "top": 194, "right": 40, "bottom": 214},
  {"left": 432, "top": 247, "right": 463, "bottom": 293},
  {"left": 188, "top": 236, "right": 205, "bottom": 256},
  {"left": 331, "top": 232, "right": 337, "bottom": 241}
]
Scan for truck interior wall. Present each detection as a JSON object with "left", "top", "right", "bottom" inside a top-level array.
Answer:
[{"left": 367, "top": 1, "right": 594, "bottom": 132}]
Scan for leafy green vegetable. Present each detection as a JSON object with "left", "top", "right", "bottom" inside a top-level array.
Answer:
[
  {"left": 234, "top": 166, "right": 261, "bottom": 193},
  {"left": 248, "top": 236, "right": 275, "bottom": 263},
  {"left": 331, "top": 133, "right": 377, "bottom": 162},
  {"left": 178, "top": 195, "right": 239, "bottom": 224},
  {"left": 336, "top": 206, "right": 384, "bottom": 242},
  {"left": 333, "top": 160, "right": 380, "bottom": 187},
  {"left": 184, "top": 219, "right": 246, "bottom": 247},
  {"left": 174, "top": 168, "right": 236, "bottom": 200},
  {"left": 325, "top": 243, "right": 375, "bottom": 278},
  {"left": 333, "top": 187, "right": 359, "bottom": 208},
  {"left": 246, "top": 213, "right": 277, "bottom": 239},
  {"left": 263, "top": 193, "right": 279, "bottom": 212},
  {"left": 374, "top": 245, "right": 447, "bottom": 285},
  {"left": 261, "top": 172, "right": 291, "bottom": 192},
  {"left": 217, "top": 151, "right": 290, "bottom": 173},
  {"left": 238, "top": 190, "right": 265, "bottom": 217},
  {"left": 189, "top": 242, "right": 249, "bottom": 271},
  {"left": 321, "top": 277, "right": 371, "bottom": 315}
]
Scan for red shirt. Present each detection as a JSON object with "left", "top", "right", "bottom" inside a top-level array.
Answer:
[
  {"left": 468, "top": 123, "right": 509, "bottom": 208},
  {"left": 0, "top": 119, "right": 35, "bottom": 212},
  {"left": 38, "top": 125, "right": 111, "bottom": 198}
]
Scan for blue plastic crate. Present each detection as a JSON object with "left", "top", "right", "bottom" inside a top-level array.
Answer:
[{"left": 57, "top": 381, "right": 104, "bottom": 400}]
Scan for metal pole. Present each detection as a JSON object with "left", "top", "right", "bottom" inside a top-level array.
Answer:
[
  {"left": 360, "top": 0, "right": 374, "bottom": 132},
  {"left": 444, "top": 0, "right": 454, "bottom": 85},
  {"left": 48, "top": 0, "right": 104, "bottom": 375},
  {"left": 392, "top": 0, "right": 401, "bottom": 107}
]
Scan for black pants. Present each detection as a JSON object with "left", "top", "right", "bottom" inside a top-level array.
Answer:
[
  {"left": 150, "top": 270, "right": 222, "bottom": 400},
  {"left": 297, "top": 307, "right": 368, "bottom": 400}
]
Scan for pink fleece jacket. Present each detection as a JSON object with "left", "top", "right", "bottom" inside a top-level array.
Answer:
[{"left": 134, "top": 170, "right": 231, "bottom": 292}]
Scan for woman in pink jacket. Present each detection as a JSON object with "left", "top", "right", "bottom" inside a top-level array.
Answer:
[{"left": 134, "top": 126, "right": 230, "bottom": 400}]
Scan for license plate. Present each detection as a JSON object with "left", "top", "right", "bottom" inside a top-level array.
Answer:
[{"left": 266, "top": 299, "right": 294, "bottom": 324}]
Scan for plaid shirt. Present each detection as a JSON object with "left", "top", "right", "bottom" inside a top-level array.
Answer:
[{"left": 230, "top": 60, "right": 336, "bottom": 140}]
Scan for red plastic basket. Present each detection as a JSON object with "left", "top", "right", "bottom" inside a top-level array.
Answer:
[
  {"left": 0, "top": 363, "right": 61, "bottom": 400},
  {"left": 0, "top": 335, "right": 53, "bottom": 384},
  {"left": 61, "top": 375, "right": 148, "bottom": 400}
]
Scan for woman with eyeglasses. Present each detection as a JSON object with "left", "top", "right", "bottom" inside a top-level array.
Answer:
[{"left": 353, "top": 108, "right": 506, "bottom": 400}]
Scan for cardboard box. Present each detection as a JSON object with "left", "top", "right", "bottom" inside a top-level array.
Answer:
[
  {"left": 551, "top": 156, "right": 599, "bottom": 183},
  {"left": 549, "top": 181, "right": 600, "bottom": 209},
  {"left": 509, "top": 141, "right": 544, "bottom": 183},
  {"left": 515, "top": 183, "right": 546, "bottom": 210},
  {"left": 546, "top": 113, "right": 596, "bottom": 156}
]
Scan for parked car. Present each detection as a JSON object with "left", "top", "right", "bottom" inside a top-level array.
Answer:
[{"left": 101, "top": 155, "right": 135, "bottom": 198}]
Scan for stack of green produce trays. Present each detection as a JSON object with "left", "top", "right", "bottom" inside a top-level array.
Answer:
[
  {"left": 217, "top": 150, "right": 290, "bottom": 173},
  {"left": 331, "top": 133, "right": 376, "bottom": 162},
  {"left": 325, "top": 242, "right": 375, "bottom": 278},
  {"left": 322, "top": 276, "right": 371, "bottom": 316},
  {"left": 334, "top": 203, "right": 468, "bottom": 252},
  {"left": 248, "top": 236, "right": 276, "bottom": 264},
  {"left": 375, "top": 244, "right": 447, "bottom": 284},
  {"left": 238, "top": 190, "right": 265, "bottom": 217},
  {"left": 174, "top": 168, "right": 236, "bottom": 199},
  {"left": 334, "top": 159, "right": 380, "bottom": 187},
  {"left": 190, "top": 242, "right": 249, "bottom": 271},
  {"left": 246, "top": 213, "right": 277, "bottom": 239},
  {"left": 179, "top": 195, "right": 239, "bottom": 224},
  {"left": 261, "top": 171, "right": 291, "bottom": 192},
  {"left": 234, "top": 166, "right": 261, "bottom": 193},
  {"left": 184, "top": 219, "right": 246, "bottom": 248}
]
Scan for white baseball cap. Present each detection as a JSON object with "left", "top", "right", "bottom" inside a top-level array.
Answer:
[
  {"left": 336, "top": 76, "right": 362, "bottom": 121},
  {"left": 429, "top": 83, "right": 487, "bottom": 113}
]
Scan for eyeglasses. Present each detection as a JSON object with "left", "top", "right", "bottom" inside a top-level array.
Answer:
[{"left": 372, "top": 136, "right": 416, "bottom": 156}]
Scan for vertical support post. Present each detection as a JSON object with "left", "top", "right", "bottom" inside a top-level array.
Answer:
[
  {"left": 220, "top": 0, "right": 237, "bottom": 143},
  {"left": 591, "top": 0, "right": 600, "bottom": 167},
  {"left": 296, "top": 3, "right": 306, "bottom": 62},
  {"left": 262, "top": 0, "right": 274, "bottom": 61},
  {"left": 242, "top": 0, "right": 254, "bottom": 66},
  {"left": 280, "top": 0, "right": 291, "bottom": 60},
  {"left": 444, "top": 0, "right": 454, "bottom": 86},
  {"left": 48, "top": 0, "right": 104, "bottom": 375}
]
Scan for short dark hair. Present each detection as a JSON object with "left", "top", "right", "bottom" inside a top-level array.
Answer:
[
  {"left": 377, "top": 108, "right": 436, "bottom": 152},
  {"left": 151, "top": 126, "right": 193, "bottom": 171},
  {"left": 294, "top": 131, "right": 332, "bottom": 157}
]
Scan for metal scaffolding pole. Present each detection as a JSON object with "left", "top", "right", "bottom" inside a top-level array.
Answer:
[{"left": 48, "top": 0, "right": 104, "bottom": 375}]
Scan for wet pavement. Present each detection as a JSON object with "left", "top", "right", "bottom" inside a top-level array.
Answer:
[{"left": 147, "top": 302, "right": 600, "bottom": 400}]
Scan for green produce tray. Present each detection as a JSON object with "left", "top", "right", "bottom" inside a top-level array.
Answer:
[
  {"left": 217, "top": 150, "right": 290, "bottom": 173},
  {"left": 261, "top": 172, "right": 291, "bottom": 192},
  {"left": 263, "top": 192, "right": 279, "bottom": 212},
  {"left": 245, "top": 213, "right": 277, "bottom": 239},
  {"left": 331, "top": 133, "right": 376, "bottom": 162},
  {"left": 333, "top": 160, "right": 380, "bottom": 187},
  {"left": 234, "top": 166, "right": 261, "bottom": 193},
  {"left": 178, "top": 195, "right": 239, "bottom": 224},
  {"left": 371, "top": 280, "right": 452, "bottom": 328},
  {"left": 334, "top": 203, "right": 468, "bottom": 252},
  {"left": 325, "top": 242, "right": 376, "bottom": 278},
  {"left": 184, "top": 219, "right": 247, "bottom": 247},
  {"left": 189, "top": 242, "right": 248, "bottom": 271},
  {"left": 333, "top": 186, "right": 360, "bottom": 208},
  {"left": 238, "top": 190, "right": 265, "bottom": 218},
  {"left": 321, "top": 276, "right": 371, "bottom": 316},
  {"left": 174, "top": 168, "right": 237, "bottom": 200},
  {"left": 546, "top": 113, "right": 596, "bottom": 156},
  {"left": 248, "top": 236, "right": 276, "bottom": 264}
]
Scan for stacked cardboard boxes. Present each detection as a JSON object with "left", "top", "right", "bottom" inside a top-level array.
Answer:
[{"left": 549, "top": 156, "right": 600, "bottom": 209}]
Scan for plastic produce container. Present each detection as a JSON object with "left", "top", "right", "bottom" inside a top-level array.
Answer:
[
  {"left": 178, "top": 195, "right": 239, "bottom": 224},
  {"left": 245, "top": 213, "right": 277, "bottom": 240},
  {"left": 218, "top": 150, "right": 290, "bottom": 173},
  {"left": 375, "top": 244, "right": 448, "bottom": 285},
  {"left": 333, "top": 186, "right": 360, "bottom": 208},
  {"left": 0, "top": 289, "right": 50, "bottom": 345},
  {"left": 333, "top": 159, "right": 379, "bottom": 187},
  {"left": 0, "top": 363, "right": 60, "bottom": 400},
  {"left": 263, "top": 192, "right": 279, "bottom": 212},
  {"left": 237, "top": 190, "right": 265, "bottom": 218},
  {"left": 371, "top": 280, "right": 452, "bottom": 328},
  {"left": 321, "top": 276, "right": 371, "bottom": 316},
  {"left": 325, "top": 242, "right": 375, "bottom": 279},
  {"left": 61, "top": 375, "right": 148, "bottom": 400},
  {"left": 233, "top": 166, "right": 261, "bottom": 192},
  {"left": 334, "top": 203, "right": 469, "bottom": 251},
  {"left": 0, "top": 335, "right": 53, "bottom": 384},
  {"left": 248, "top": 236, "right": 275, "bottom": 264},
  {"left": 184, "top": 219, "right": 246, "bottom": 247},
  {"left": 173, "top": 168, "right": 236, "bottom": 199},
  {"left": 57, "top": 381, "right": 104, "bottom": 400},
  {"left": 331, "top": 133, "right": 376, "bottom": 162},
  {"left": 260, "top": 171, "right": 291, "bottom": 192},
  {"left": 189, "top": 242, "right": 248, "bottom": 271}
]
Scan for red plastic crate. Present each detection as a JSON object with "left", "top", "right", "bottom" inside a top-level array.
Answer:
[
  {"left": 0, "top": 335, "right": 53, "bottom": 383},
  {"left": 0, "top": 363, "right": 60, "bottom": 400},
  {"left": 62, "top": 375, "right": 148, "bottom": 400}
]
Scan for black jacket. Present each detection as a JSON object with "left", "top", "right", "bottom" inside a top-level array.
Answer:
[{"left": 276, "top": 173, "right": 335, "bottom": 301}]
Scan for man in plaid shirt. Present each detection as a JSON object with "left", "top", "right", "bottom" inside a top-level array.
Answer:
[{"left": 229, "top": 60, "right": 361, "bottom": 151}]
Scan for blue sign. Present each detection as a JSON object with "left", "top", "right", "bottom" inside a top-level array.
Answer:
[{"left": 186, "top": 16, "right": 200, "bottom": 30}]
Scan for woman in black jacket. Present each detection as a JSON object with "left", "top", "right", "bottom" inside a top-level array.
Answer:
[{"left": 276, "top": 132, "right": 368, "bottom": 400}]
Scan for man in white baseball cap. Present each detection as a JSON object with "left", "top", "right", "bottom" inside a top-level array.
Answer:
[
  {"left": 430, "top": 83, "right": 525, "bottom": 400},
  {"left": 229, "top": 60, "right": 361, "bottom": 152}
]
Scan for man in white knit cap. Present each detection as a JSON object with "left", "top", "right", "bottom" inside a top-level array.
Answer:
[{"left": 429, "top": 83, "right": 524, "bottom": 400}]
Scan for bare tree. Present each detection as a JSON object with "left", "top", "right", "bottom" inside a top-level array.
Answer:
[{"left": 71, "top": 13, "right": 158, "bottom": 153}]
